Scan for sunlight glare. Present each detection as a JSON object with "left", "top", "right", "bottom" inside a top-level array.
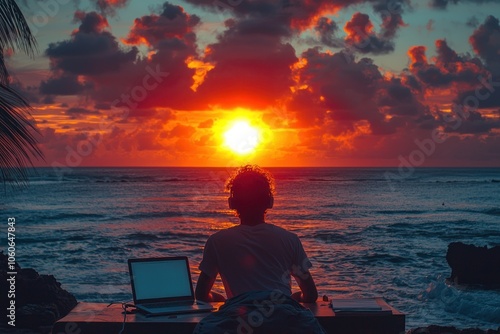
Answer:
[{"left": 224, "top": 121, "right": 260, "bottom": 154}]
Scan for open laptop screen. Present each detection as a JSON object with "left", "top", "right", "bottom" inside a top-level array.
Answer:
[{"left": 130, "top": 257, "right": 193, "bottom": 302}]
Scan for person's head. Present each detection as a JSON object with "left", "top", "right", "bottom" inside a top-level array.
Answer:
[{"left": 226, "top": 165, "right": 275, "bottom": 220}]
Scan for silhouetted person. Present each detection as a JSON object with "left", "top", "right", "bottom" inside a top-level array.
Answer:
[{"left": 195, "top": 165, "right": 318, "bottom": 303}]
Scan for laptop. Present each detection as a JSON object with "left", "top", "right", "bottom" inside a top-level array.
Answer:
[{"left": 128, "top": 256, "right": 215, "bottom": 316}]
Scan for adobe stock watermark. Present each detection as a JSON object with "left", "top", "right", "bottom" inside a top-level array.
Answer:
[
  {"left": 51, "top": 65, "right": 169, "bottom": 180},
  {"left": 384, "top": 74, "right": 500, "bottom": 191}
]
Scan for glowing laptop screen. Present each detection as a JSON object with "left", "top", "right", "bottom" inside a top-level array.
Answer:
[{"left": 130, "top": 258, "right": 192, "bottom": 301}]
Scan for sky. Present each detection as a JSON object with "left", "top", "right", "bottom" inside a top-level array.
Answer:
[{"left": 7, "top": 0, "right": 500, "bottom": 167}]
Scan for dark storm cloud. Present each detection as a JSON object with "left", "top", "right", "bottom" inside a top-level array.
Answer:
[
  {"left": 40, "top": 75, "right": 88, "bottom": 96},
  {"left": 194, "top": 17, "right": 297, "bottom": 109},
  {"left": 466, "top": 16, "right": 479, "bottom": 28},
  {"left": 65, "top": 107, "right": 101, "bottom": 119},
  {"left": 344, "top": 12, "right": 395, "bottom": 55},
  {"left": 456, "top": 16, "right": 500, "bottom": 109},
  {"left": 185, "top": 0, "right": 409, "bottom": 30},
  {"left": 442, "top": 110, "right": 500, "bottom": 133},
  {"left": 91, "top": 0, "right": 130, "bottom": 16},
  {"left": 45, "top": 11, "right": 138, "bottom": 75},
  {"left": 121, "top": 2, "right": 200, "bottom": 110},
  {"left": 10, "top": 81, "right": 40, "bottom": 104},
  {"left": 408, "top": 40, "right": 488, "bottom": 88},
  {"left": 288, "top": 48, "right": 429, "bottom": 134},
  {"left": 469, "top": 15, "right": 500, "bottom": 72},
  {"left": 429, "top": 0, "right": 498, "bottom": 9},
  {"left": 125, "top": 2, "right": 200, "bottom": 47},
  {"left": 315, "top": 17, "right": 342, "bottom": 48},
  {"left": 403, "top": 18, "right": 500, "bottom": 135},
  {"left": 43, "top": 5, "right": 200, "bottom": 110}
]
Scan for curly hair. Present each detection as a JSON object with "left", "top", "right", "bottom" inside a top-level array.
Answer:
[{"left": 225, "top": 165, "right": 275, "bottom": 196}]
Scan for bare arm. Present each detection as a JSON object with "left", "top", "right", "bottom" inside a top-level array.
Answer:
[
  {"left": 195, "top": 272, "right": 226, "bottom": 302},
  {"left": 291, "top": 270, "right": 318, "bottom": 303}
]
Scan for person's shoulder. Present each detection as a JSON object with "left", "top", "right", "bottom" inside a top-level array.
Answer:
[
  {"left": 266, "top": 223, "right": 299, "bottom": 239},
  {"left": 208, "top": 225, "right": 240, "bottom": 240}
]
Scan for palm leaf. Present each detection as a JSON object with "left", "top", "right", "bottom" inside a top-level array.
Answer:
[
  {"left": 0, "top": 83, "right": 42, "bottom": 187},
  {"left": 0, "top": 0, "right": 42, "bottom": 188},
  {"left": 0, "top": 0, "right": 37, "bottom": 84}
]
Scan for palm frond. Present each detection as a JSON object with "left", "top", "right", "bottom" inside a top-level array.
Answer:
[
  {"left": 0, "top": 52, "right": 8, "bottom": 85},
  {"left": 0, "top": 82, "right": 43, "bottom": 187},
  {"left": 0, "top": 0, "right": 37, "bottom": 84},
  {"left": 0, "top": 0, "right": 42, "bottom": 188},
  {"left": 0, "top": 0, "right": 37, "bottom": 54}
]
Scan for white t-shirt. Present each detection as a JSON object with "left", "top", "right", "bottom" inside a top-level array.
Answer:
[{"left": 199, "top": 223, "right": 312, "bottom": 299}]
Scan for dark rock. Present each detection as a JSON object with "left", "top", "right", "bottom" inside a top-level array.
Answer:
[
  {"left": 0, "top": 251, "right": 77, "bottom": 332},
  {"left": 446, "top": 242, "right": 500, "bottom": 286}
]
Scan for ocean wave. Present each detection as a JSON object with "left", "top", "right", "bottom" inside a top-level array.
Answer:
[
  {"left": 122, "top": 211, "right": 180, "bottom": 220},
  {"left": 483, "top": 208, "right": 500, "bottom": 216},
  {"left": 27, "top": 173, "right": 218, "bottom": 184},
  {"left": 124, "top": 232, "right": 160, "bottom": 240},
  {"left": 157, "top": 231, "right": 209, "bottom": 240},
  {"left": 420, "top": 277, "right": 500, "bottom": 325},
  {"left": 313, "top": 232, "right": 362, "bottom": 243},
  {"left": 123, "top": 231, "right": 207, "bottom": 242},
  {"left": 361, "top": 253, "right": 411, "bottom": 265},
  {"left": 25, "top": 212, "right": 106, "bottom": 223},
  {"left": 308, "top": 178, "right": 389, "bottom": 182},
  {"left": 124, "top": 242, "right": 151, "bottom": 248},
  {"left": 376, "top": 210, "right": 427, "bottom": 215},
  {"left": 450, "top": 207, "right": 500, "bottom": 217}
]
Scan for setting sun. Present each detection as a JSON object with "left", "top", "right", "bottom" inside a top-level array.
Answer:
[{"left": 224, "top": 120, "right": 260, "bottom": 154}]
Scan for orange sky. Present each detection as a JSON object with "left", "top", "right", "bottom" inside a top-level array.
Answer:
[{"left": 9, "top": 0, "right": 500, "bottom": 167}]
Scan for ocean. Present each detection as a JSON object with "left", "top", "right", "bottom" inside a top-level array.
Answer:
[{"left": 1, "top": 167, "right": 499, "bottom": 330}]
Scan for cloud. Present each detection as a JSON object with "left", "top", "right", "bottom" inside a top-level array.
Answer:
[
  {"left": 466, "top": 16, "right": 479, "bottom": 28},
  {"left": 185, "top": 0, "right": 409, "bottom": 32},
  {"left": 456, "top": 16, "right": 500, "bottom": 109},
  {"left": 40, "top": 75, "right": 89, "bottom": 96},
  {"left": 43, "top": 6, "right": 200, "bottom": 110},
  {"left": 198, "top": 119, "right": 213, "bottom": 128},
  {"left": 442, "top": 110, "right": 500, "bottom": 133},
  {"left": 124, "top": 2, "right": 200, "bottom": 47},
  {"left": 27, "top": 0, "right": 499, "bottom": 166},
  {"left": 10, "top": 81, "right": 41, "bottom": 104},
  {"left": 65, "top": 107, "right": 101, "bottom": 119},
  {"left": 167, "top": 124, "right": 196, "bottom": 138},
  {"left": 429, "top": 0, "right": 498, "bottom": 9},
  {"left": 288, "top": 48, "right": 429, "bottom": 135},
  {"left": 408, "top": 40, "right": 488, "bottom": 89},
  {"left": 194, "top": 17, "right": 298, "bottom": 109},
  {"left": 343, "top": 12, "right": 395, "bottom": 54},
  {"left": 469, "top": 15, "right": 500, "bottom": 72},
  {"left": 91, "top": 0, "right": 130, "bottom": 16},
  {"left": 45, "top": 11, "right": 138, "bottom": 76},
  {"left": 314, "top": 6, "right": 406, "bottom": 54},
  {"left": 314, "top": 17, "right": 343, "bottom": 48}
]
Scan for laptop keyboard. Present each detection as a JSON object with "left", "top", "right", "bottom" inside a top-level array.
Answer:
[{"left": 147, "top": 301, "right": 194, "bottom": 308}]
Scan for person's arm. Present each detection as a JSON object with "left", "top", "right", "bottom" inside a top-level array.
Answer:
[
  {"left": 290, "top": 234, "right": 318, "bottom": 303},
  {"left": 291, "top": 270, "right": 318, "bottom": 303},
  {"left": 195, "top": 272, "right": 226, "bottom": 302}
]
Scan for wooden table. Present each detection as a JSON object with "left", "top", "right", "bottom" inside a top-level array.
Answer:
[{"left": 52, "top": 298, "right": 405, "bottom": 334}]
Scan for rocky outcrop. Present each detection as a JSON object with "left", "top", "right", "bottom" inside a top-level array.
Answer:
[
  {"left": 446, "top": 242, "right": 500, "bottom": 286},
  {"left": 0, "top": 252, "right": 77, "bottom": 333},
  {"left": 407, "top": 325, "right": 499, "bottom": 334}
]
